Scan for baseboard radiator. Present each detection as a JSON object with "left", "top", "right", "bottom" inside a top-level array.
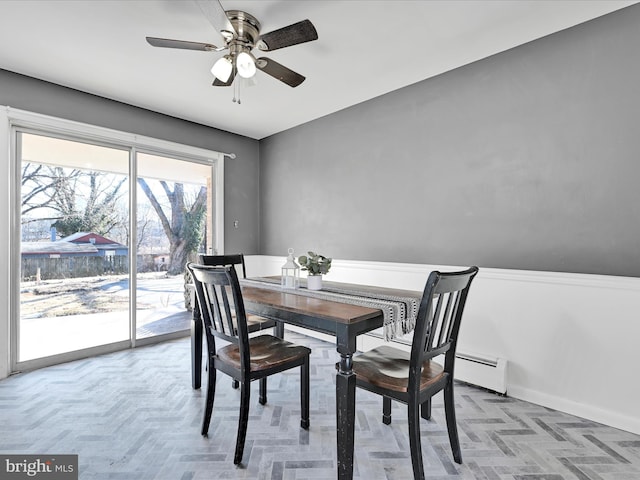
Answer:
[
  {"left": 454, "top": 350, "right": 507, "bottom": 394},
  {"left": 362, "top": 332, "right": 507, "bottom": 394}
]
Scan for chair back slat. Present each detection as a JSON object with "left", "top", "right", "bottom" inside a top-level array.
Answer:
[
  {"left": 409, "top": 267, "right": 479, "bottom": 390},
  {"left": 428, "top": 294, "right": 444, "bottom": 350},
  {"left": 435, "top": 291, "right": 457, "bottom": 348},
  {"left": 220, "top": 284, "right": 236, "bottom": 335},
  {"left": 202, "top": 283, "right": 225, "bottom": 335},
  {"left": 205, "top": 282, "right": 236, "bottom": 337}
]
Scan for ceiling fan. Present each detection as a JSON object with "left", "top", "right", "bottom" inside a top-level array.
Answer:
[{"left": 146, "top": 0, "right": 318, "bottom": 99}]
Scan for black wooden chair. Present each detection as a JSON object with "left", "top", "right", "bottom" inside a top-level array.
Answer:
[
  {"left": 187, "top": 263, "right": 311, "bottom": 465},
  {"left": 352, "top": 267, "right": 478, "bottom": 480},
  {"left": 199, "top": 254, "right": 280, "bottom": 389}
]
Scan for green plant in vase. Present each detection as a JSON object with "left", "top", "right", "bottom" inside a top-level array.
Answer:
[{"left": 298, "top": 251, "right": 332, "bottom": 290}]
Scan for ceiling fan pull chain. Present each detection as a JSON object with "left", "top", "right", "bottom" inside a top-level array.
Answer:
[{"left": 238, "top": 80, "right": 242, "bottom": 104}]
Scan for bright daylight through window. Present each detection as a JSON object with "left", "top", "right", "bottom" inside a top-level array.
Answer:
[{"left": 18, "top": 131, "right": 215, "bottom": 364}]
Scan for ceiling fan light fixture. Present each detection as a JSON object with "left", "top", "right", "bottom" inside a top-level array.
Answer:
[
  {"left": 211, "top": 55, "right": 233, "bottom": 82},
  {"left": 236, "top": 51, "right": 257, "bottom": 78}
]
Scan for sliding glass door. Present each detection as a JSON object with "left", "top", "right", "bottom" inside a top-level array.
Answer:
[{"left": 11, "top": 118, "right": 221, "bottom": 371}]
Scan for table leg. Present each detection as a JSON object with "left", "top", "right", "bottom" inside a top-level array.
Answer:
[
  {"left": 336, "top": 352, "right": 356, "bottom": 480},
  {"left": 191, "top": 303, "right": 202, "bottom": 390},
  {"left": 275, "top": 320, "right": 285, "bottom": 339}
]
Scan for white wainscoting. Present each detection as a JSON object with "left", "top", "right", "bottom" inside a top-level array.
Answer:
[{"left": 245, "top": 255, "right": 640, "bottom": 435}]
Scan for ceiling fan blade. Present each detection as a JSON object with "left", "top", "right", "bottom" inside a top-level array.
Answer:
[
  {"left": 146, "top": 37, "right": 219, "bottom": 51},
  {"left": 256, "top": 57, "right": 305, "bottom": 88},
  {"left": 196, "top": 0, "right": 236, "bottom": 41},
  {"left": 212, "top": 67, "right": 235, "bottom": 87},
  {"left": 257, "top": 19, "right": 318, "bottom": 52}
]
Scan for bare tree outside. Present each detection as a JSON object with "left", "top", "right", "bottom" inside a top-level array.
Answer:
[
  {"left": 51, "top": 170, "right": 127, "bottom": 238},
  {"left": 21, "top": 164, "right": 128, "bottom": 239},
  {"left": 138, "top": 178, "right": 207, "bottom": 275},
  {"left": 21, "top": 163, "right": 80, "bottom": 221},
  {"left": 113, "top": 202, "right": 165, "bottom": 252}
]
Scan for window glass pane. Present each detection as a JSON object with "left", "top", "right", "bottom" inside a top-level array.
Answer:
[
  {"left": 19, "top": 132, "right": 130, "bottom": 361},
  {"left": 135, "top": 152, "right": 212, "bottom": 339}
]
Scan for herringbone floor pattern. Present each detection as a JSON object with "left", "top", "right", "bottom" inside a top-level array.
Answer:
[{"left": 1, "top": 331, "right": 639, "bottom": 479}]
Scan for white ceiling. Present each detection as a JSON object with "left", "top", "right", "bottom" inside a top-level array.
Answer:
[{"left": 0, "top": 0, "right": 636, "bottom": 140}]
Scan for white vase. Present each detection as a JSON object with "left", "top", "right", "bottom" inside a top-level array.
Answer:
[{"left": 307, "top": 275, "right": 323, "bottom": 290}]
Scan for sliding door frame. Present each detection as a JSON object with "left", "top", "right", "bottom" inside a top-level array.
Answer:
[{"left": 4, "top": 107, "right": 225, "bottom": 373}]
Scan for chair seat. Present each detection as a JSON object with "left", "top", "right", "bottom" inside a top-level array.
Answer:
[
  {"left": 218, "top": 334, "right": 311, "bottom": 372},
  {"left": 353, "top": 345, "right": 445, "bottom": 393}
]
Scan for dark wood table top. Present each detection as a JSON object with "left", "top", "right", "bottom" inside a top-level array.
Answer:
[
  {"left": 241, "top": 279, "right": 421, "bottom": 343},
  {"left": 241, "top": 285, "right": 381, "bottom": 325}
]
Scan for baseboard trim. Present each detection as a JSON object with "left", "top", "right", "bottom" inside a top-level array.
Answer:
[{"left": 508, "top": 385, "right": 640, "bottom": 436}]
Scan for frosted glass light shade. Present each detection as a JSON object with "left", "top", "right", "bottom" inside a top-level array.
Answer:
[
  {"left": 211, "top": 56, "right": 232, "bottom": 82},
  {"left": 236, "top": 51, "right": 257, "bottom": 78}
]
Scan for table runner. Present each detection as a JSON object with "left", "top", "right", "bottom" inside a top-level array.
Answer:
[{"left": 239, "top": 277, "right": 422, "bottom": 340}]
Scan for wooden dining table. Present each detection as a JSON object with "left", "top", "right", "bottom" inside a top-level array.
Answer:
[{"left": 190, "top": 278, "right": 419, "bottom": 480}]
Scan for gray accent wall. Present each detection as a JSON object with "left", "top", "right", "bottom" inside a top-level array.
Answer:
[
  {"left": 0, "top": 70, "right": 261, "bottom": 254},
  {"left": 259, "top": 5, "right": 640, "bottom": 277}
]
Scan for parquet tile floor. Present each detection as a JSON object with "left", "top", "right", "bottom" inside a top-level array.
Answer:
[{"left": 1, "top": 331, "right": 639, "bottom": 479}]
